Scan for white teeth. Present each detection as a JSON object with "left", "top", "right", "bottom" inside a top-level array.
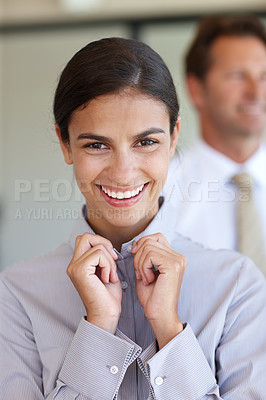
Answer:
[
  {"left": 117, "top": 192, "right": 124, "bottom": 199},
  {"left": 101, "top": 184, "right": 145, "bottom": 199},
  {"left": 124, "top": 191, "right": 131, "bottom": 199}
]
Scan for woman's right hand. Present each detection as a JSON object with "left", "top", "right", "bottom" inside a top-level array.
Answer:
[{"left": 67, "top": 233, "right": 122, "bottom": 334}]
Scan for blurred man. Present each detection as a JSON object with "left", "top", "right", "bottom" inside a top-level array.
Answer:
[{"left": 164, "top": 16, "right": 266, "bottom": 275}]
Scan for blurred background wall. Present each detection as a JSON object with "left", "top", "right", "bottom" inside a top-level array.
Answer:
[{"left": 0, "top": 0, "right": 266, "bottom": 270}]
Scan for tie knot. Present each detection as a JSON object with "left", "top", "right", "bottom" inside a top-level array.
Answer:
[{"left": 232, "top": 173, "right": 254, "bottom": 189}]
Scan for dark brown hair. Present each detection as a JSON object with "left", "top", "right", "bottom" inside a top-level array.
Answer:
[
  {"left": 186, "top": 16, "right": 266, "bottom": 80},
  {"left": 54, "top": 37, "right": 179, "bottom": 143}
]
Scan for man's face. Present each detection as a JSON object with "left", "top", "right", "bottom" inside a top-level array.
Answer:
[{"left": 199, "top": 35, "right": 266, "bottom": 139}]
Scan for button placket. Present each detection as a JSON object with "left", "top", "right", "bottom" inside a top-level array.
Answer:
[{"left": 121, "top": 281, "right": 128, "bottom": 290}]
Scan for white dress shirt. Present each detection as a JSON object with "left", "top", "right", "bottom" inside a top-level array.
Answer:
[
  {"left": 164, "top": 139, "right": 266, "bottom": 253},
  {"left": 0, "top": 201, "right": 266, "bottom": 399}
]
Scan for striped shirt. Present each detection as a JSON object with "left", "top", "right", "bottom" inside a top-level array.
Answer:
[{"left": 0, "top": 200, "right": 266, "bottom": 399}]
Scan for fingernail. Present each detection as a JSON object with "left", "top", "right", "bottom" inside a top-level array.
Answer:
[
  {"left": 131, "top": 241, "right": 136, "bottom": 253},
  {"left": 112, "top": 248, "right": 118, "bottom": 258}
]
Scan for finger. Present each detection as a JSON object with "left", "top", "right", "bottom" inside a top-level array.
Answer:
[
  {"left": 109, "top": 257, "right": 120, "bottom": 284},
  {"left": 82, "top": 246, "right": 115, "bottom": 284},
  {"left": 89, "top": 234, "right": 118, "bottom": 260},
  {"left": 73, "top": 233, "right": 117, "bottom": 261},
  {"left": 90, "top": 245, "right": 119, "bottom": 284},
  {"left": 133, "top": 240, "right": 161, "bottom": 285},
  {"left": 72, "top": 234, "right": 93, "bottom": 260},
  {"left": 135, "top": 270, "right": 142, "bottom": 280},
  {"left": 70, "top": 244, "right": 118, "bottom": 285},
  {"left": 97, "top": 252, "right": 112, "bottom": 284},
  {"left": 133, "top": 238, "right": 168, "bottom": 269},
  {"left": 133, "top": 240, "right": 184, "bottom": 285},
  {"left": 132, "top": 233, "right": 170, "bottom": 254},
  {"left": 135, "top": 244, "right": 162, "bottom": 285},
  {"left": 73, "top": 235, "right": 86, "bottom": 258}
]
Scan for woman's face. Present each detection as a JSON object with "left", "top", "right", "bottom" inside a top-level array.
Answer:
[{"left": 57, "top": 89, "right": 179, "bottom": 239}]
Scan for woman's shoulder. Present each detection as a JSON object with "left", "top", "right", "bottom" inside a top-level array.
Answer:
[
  {"left": 171, "top": 230, "right": 264, "bottom": 284},
  {"left": 0, "top": 241, "right": 73, "bottom": 286}
]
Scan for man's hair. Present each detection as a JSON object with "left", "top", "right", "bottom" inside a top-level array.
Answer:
[{"left": 185, "top": 16, "right": 266, "bottom": 80}]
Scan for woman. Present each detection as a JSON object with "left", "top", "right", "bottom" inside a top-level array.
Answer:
[{"left": 0, "top": 37, "right": 265, "bottom": 400}]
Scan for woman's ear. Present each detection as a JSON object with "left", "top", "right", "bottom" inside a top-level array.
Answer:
[
  {"left": 169, "top": 117, "right": 180, "bottom": 158},
  {"left": 55, "top": 124, "right": 73, "bottom": 165}
]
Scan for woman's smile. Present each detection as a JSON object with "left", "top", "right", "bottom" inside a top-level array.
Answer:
[{"left": 98, "top": 183, "right": 148, "bottom": 207}]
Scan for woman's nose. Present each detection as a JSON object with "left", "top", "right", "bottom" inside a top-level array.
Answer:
[{"left": 107, "top": 150, "right": 137, "bottom": 184}]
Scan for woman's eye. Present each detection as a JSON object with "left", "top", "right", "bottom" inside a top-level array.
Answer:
[
  {"left": 84, "top": 142, "right": 108, "bottom": 150},
  {"left": 135, "top": 139, "right": 157, "bottom": 147}
]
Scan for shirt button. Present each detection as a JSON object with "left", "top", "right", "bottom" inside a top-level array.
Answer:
[
  {"left": 121, "top": 281, "right": 128, "bottom": 290},
  {"left": 154, "top": 376, "right": 164, "bottom": 386},
  {"left": 110, "top": 365, "right": 119, "bottom": 375}
]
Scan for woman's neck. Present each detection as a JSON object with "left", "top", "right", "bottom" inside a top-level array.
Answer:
[
  {"left": 86, "top": 204, "right": 160, "bottom": 252},
  {"left": 88, "top": 216, "right": 152, "bottom": 252}
]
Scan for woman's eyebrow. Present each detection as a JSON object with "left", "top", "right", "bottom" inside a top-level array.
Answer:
[
  {"left": 76, "top": 128, "right": 165, "bottom": 142},
  {"left": 77, "top": 133, "right": 112, "bottom": 142},
  {"left": 132, "top": 128, "right": 166, "bottom": 141}
]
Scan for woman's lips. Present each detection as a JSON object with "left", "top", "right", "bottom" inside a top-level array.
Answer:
[{"left": 97, "top": 183, "right": 148, "bottom": 208}]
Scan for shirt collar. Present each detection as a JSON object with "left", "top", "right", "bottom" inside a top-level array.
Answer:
[
  {"left": 69, "top": 198, "right": 178, "bottom": 253},
  {"left": 244, "top": 144, "right": 266, "bottom": 188},
  {"left": 69, "top": 205, "right": 95, "bottom": 250},
  {"left": 197, "top": 139, "right": 266, "bottom": 187}
]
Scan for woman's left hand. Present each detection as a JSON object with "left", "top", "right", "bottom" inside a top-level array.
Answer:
[{"left": 132, "top": 233, "right": 186, "bottom": 349}]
